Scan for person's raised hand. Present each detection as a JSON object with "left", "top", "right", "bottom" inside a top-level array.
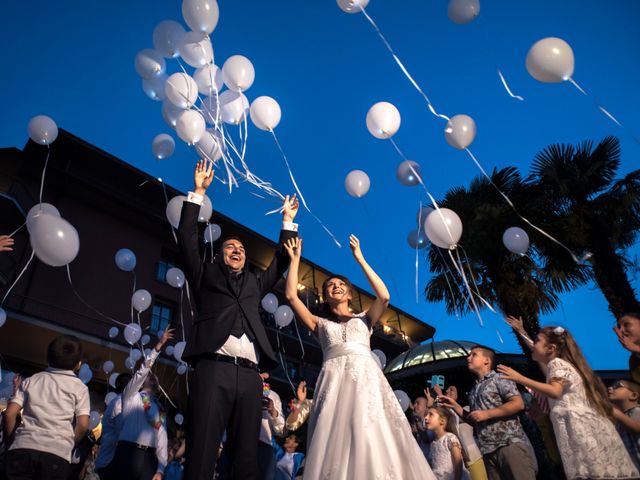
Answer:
[
  {"left": 496, "top": 364, "right": 524, "bottom": 384},
  {"left": 349, "top": 234, "right": 364, "bottom": 263},
  {"left": 614, "top": 326, "right": 640, "bottom": 354},
  {"left": 505, "top": 315, "right": 526, "bottom": 334},
  {"left": 194, "top": 159, "right": 214, "bottom": 195},
  {"left": 297, "top": 380, "right": 307, "bottom": 402},
  {"left": 284, "top": 237, "right": 302, "bottom": 261},
  {"left": 282, "top": 194, "right": 299, "bottom": 223},
  {"left": 159, "top": 326, "right": 175, "bottom": 346}
]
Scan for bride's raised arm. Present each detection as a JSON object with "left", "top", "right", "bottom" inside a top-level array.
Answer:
[
  {"left": 283, "top": 237, "right": 318, "bottom": 333},
  {"left": 349, "top": 235, "right": 390, "bottom": 327}
]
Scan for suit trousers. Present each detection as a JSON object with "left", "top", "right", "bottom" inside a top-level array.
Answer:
[{"left": 183, "top": 358, "right": 263, "bottom": 480}]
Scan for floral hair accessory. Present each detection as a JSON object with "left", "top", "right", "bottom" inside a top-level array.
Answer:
[{"left": 553, "top": 326, "right": 565, "bottom": 335}]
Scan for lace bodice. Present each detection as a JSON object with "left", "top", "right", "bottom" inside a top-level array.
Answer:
[{"left": 316, "top": 312, "right": 371, "bottom": 352}]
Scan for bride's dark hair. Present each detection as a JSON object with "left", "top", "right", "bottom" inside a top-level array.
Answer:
[{"left": 319, "top": 275, "right": 356, "bottom": 322}]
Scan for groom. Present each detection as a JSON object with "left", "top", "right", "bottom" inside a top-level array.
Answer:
[{"left": 179, "top": 160, "right": 299, "bottom": 480}]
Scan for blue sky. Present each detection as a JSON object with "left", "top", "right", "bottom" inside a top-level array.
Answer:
[{"left": 1, "top": 1, "right": 639, "bottom": 369}]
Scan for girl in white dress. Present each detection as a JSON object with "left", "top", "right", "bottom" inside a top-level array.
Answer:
[
  {"left": 283, "top": 235, "right": 436, "bottom": 480},
  {"left": 497, "top": 326, "right": 639, "bottom": 480},
  {"left": 425, "top": 406, "right": 470, "bottom": 480}
]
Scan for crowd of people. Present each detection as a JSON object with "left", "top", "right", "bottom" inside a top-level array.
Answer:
[{"left": 2, "top": 160, "right": 640, "bottom": 479}]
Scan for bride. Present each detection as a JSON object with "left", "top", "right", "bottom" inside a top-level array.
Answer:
[{"left": 283, "top": 235, "right": 436, "bottom": 480}]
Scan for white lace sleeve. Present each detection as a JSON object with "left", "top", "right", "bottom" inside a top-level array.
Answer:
[
  {"left": 445, "top": 432, "right": 462, "bottom": 452},
  {"left": 547, "top": 358, "right": 573, "bottom": 385}
]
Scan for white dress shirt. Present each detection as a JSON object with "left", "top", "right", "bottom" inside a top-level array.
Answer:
[
  {"left": 117, "top": 349, "right": 167, "bottom": 473},
  {"left": 186, "top": 192, "right": 297, "bottom": 363}
]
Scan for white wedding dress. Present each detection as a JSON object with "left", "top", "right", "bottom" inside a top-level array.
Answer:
[{"left": 303, "top": 313, "right": 436, "bottom": 480}]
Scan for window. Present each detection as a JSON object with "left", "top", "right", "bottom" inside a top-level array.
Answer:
[
  {"left": 150, "top": 302, "right": 174, "bottom": 335},
  {"left": 156, "top": 259, "right": 175, "bottom": 283}
]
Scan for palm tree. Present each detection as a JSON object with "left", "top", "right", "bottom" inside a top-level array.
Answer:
[
  {"left": 527, "top": 136, "right": 640, "bottom": 317},
  {"left": 424, "top": 167, "right": 590, "bottom": 350}
]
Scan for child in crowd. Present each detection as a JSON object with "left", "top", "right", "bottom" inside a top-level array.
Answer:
[
  {"left": 614, "top": 313, "right": 640, "bottom": 383},
  {"left": 274, "top": 434, "right": 304, "bottom": 480},
  {"left": 425, "top": 406, "right": 469, "bottom": 480},
  {"left": 498, "top": 326, "right": 639, "bottom": 479},
  {"left": 608, "top": 379, "right": 640, "bottom": 470},
  {"left": 3, "top": 335, "right": 90, "bottom": 479},
  {"left": 408, "top": 395, "right": 432, "bottom": 459}
]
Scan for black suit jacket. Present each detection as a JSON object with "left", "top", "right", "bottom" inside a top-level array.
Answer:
[{"left": 177, "top": 201, "right": 296, "bottom": 370}]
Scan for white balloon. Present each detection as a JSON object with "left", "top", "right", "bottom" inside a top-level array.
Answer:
[
  {"left": 424, "top": 208, "right": 463, "bottom": 249},
  {"left": 372, "top": 349, "right": 387, "bottom": 369},
  {"left": 195, "top": 129, "right": 223, "bottom": 161},
  {"left": 103, "top": 360, "right": 114, "bottom": 374},
  {"left": 141, "top": 334, "right": 150, "bottom": 346},
  {"left": 173, "top": 341, "right": 187, "bottom": 362},
  {"left": 132, "top": 289, "right": 152, "bottom": 313},
  {"left": 134, "top": 49, "right": 166, "bottom": 79},
  {"left": 108, "top": 326, "right": 119, "bottom": 339},
  {"left": 222, "top": 55, "right": 255, "bottom": 92},
  {"left": 153, "top": 20, "right": 186, "bottom": 58},
  {"left": 29, "top": 214, "right": 80, "bottom": 267},
  {"left": 178, "top": 31, "right": 214, "bottom": 68},
  {"left": 89, "top": 411, "right": 101, "bottom": 430},
  {"left": 445, "top": 114, "right": 476, "bottom": 150},
  {"left": 28, "top": 115, "right": 58, "bottom": 145},
  {"left": 104, "top": 392, "right": 118, "bottom": 406},
  {"left": 526, "top": 37, "right": 575, "bottom": 83},
  {"left": 125, "top": 357, "right": 135, "bottom": 370},
  {"left": 250, "top": 96, "right": 281, "bottom": 131},
  {"left": 0, "top": 308, "right": 5, "bottom": 328},
  {"left": 144, "top": 348, "right": 152, "bottom": 357},
  {"left": 194, "top": 64, "right": 224, "bottom": 96},
  {"left": 502, "top": 227, "right": 530, "bottom": 255},
  {"left": 177, "top": 363, "right": 188, "bottom": 375},
  {"left": 366, "top": 102, "right": 401, "bottom": 139},
  {"left": 175, "top": 413, "right": 185, "bottom": 425},
  {"left": 261, "top": 293, "right": 279, "bottom": 314},
  {"left": 78, "top": 364, "right": 92, "bottom": 384},
  {"left": 204, "top": 223, "right": 222, "bottom": 243},
  {"left": 447, "top": 0, "right": 480, "bottom": 24},
  {"left": 124, "top": 323, "right": 142, "bottom": 345},
  {"left": 166, "top": 267, "right": 186, "bottom": 288},
  {"left": 336, "top": 0, "right": 369, "bottom": 13},
  {"left": 344, "top": 170, "right": 371, "bottom": 198},
  {"left": 176, "top": 110, "right": 206, "bottom": 144},
  {"left": 396, "top": 160, "right": 422, "bottom": 187},
  {"left": 165, "top": 345, "right": 175, "bottom": 357},
  {"left": 166, "top": 195, "right": 187, "bottom": 229},
  {"left": 162, "top": 100, "right": 186, "bottom": 129},
  {"left": 142, "top": 74, "right": 168, "bottom": 101},
  {"left": 115, "top": 248, "right": 136, "bottom": 271},
  {"left": 371, "top": 351, "right": 382, "bottom": 369},
  {"left": 26, "top": 203, "right": 60, "bottom": 232},
  {"left": 199, "top": 195, "right": 213, "bottom": 223},
  {"left": 274, "top": 305, "right": 294, "bottom": 328},
  {"left": 166, "top": 73, "right": 198, "bottom": 109},
  {"left": 152, "top": 134, "right": 175, "bottom": 160},
  {"left": 407, "top": 229, "right": 429, "bottom": 249},
  {"left": 200, "top": 97, "right": 221, "bottom": 126},
  {"left": 394, "top": 390, "right": 411, "bottom": 411},
  {"left": 108, "top": 373, "right": 119, "bottom": 388},
  {"left": 219, "top": 90, "right": 249, "bottom": 125},
  {"left": 182, "top": 0, "right": 220, "bottom": 34}
]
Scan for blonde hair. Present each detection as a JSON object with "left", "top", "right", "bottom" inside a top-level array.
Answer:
[{"left": 541, "top": 326, "right": 613, "bottom": 421}]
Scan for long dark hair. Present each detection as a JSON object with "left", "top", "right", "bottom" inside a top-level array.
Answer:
[
  {"left": 541, "top": 326, "right": 613, "bottom": 421},
  {"left": 319, "top": 275, "right": 355, "bottom": 322}
]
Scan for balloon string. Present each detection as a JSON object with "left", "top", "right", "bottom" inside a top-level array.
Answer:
[
  {"left": 464, "top": 148, "right": 580, "bottom": 263},
  {"left": 1, "top": 250, "right": 35, "bottom": 306},
  {"left": 8, "top": 222, "right": 26, "bottom": 238},
  {"left": 38, "top": 145, "right": 51, "bottom": 205},
  {"left": 276, "top": 327, "right": 297, "bottom": 397},
  {"left": 495, "top": 328, "right": 505, "bottom": 344},
  {"left": 179, "top": 287, "right": 186, "bottom": 342},
  {"left": 270, "top": 130, "right": 341, "bottom": 248},
  {"left": 131, "top": 270, "right": 137, "bottom": 325},
  {"left": 447, "top": 249, "right": 484, "bottom": 327},
  {"left": 568, "top": 77, "right": 640, "bottom": 143},
  {"left": 160, "top": 182, "right": 180, "bottom": 245},
  {"left": 359, "top": 6, "right": 449, "bottom": 122},
  {"left": 455, "top": 246, "right": 496, "bottom": 315},
  {"left": 434, "top": 247, "right": 461, "bottom": 320},
  {"left": 66, "top": 265, "right": 127, "bottom": 326},
  {"left": 497, "top": 69, "right": 524, "bottom": 101}
]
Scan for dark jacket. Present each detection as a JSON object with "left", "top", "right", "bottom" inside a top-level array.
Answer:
[{"left": 177, "top": 201, "right": 296, "bottom": 370}]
